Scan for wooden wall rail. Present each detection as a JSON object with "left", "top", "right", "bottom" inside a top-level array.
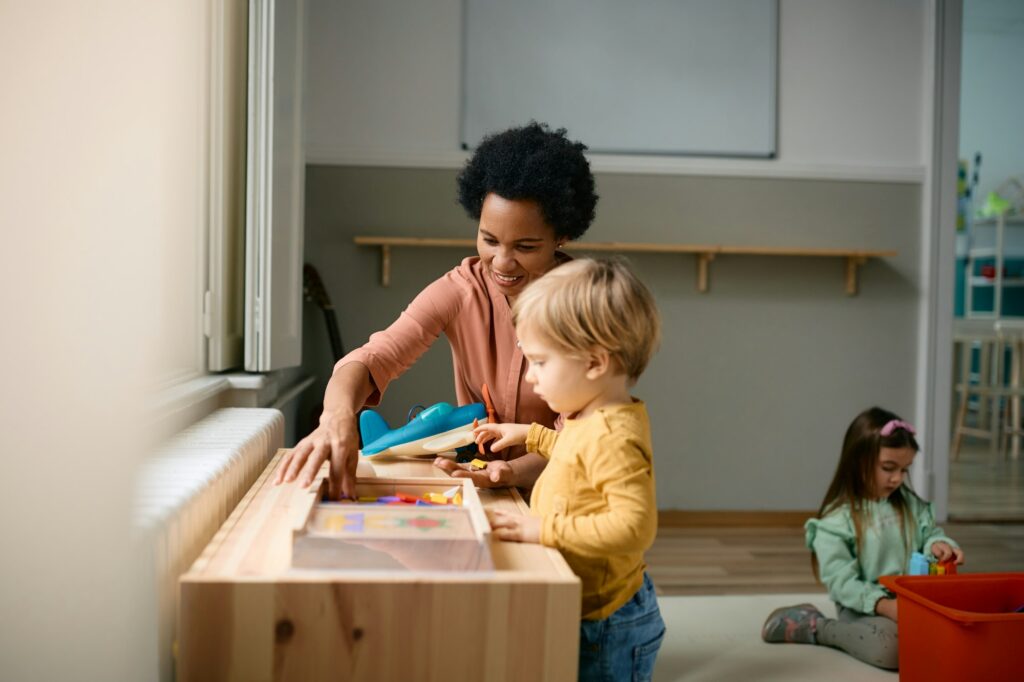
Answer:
[{"left": 353, "top": 236, "right": 896, "bottom": 295}]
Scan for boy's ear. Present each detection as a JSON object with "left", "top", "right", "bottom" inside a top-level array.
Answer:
[{"left": 585, "top": 348, "right": 612, "bottom": 380}]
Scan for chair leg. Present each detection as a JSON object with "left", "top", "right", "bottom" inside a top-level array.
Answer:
[
  {"left": 1012, "top": 339, "right": 1023, "bottom": 460},
  {"left": 979, "top": 342, "right": 992, "bottom": 427},
  {"left": 951, "top": 385, "right": 971, "bottom": 461}
]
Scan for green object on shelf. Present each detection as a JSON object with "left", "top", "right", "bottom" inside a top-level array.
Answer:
[{"left": 978, "top": 191, "right": 1012, "bottom": 218}]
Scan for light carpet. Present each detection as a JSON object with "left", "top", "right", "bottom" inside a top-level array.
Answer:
[{"left": 653, "top": 593, "right": 898, "bottom": 682}]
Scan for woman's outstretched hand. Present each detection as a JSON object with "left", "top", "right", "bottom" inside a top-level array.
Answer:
[{"left": 274, "top": 411, "right": 360, "bottom": 500}]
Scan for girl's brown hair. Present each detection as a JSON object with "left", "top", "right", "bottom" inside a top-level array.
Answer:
[{"left": 812, "top": 406, "right": 920, "bottom": 578}]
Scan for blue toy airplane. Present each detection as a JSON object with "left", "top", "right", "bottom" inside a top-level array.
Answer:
[{"left": 359, "top": 401, "right": 488, "bottom": 457}]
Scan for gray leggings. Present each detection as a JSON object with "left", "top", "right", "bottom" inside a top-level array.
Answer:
[{"left": 815, "top": 603, "right": 899, "bottom": 670}]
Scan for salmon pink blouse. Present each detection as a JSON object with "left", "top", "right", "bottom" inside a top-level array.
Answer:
[{"left": 337, "top": 256, "right": 562, "bottom": 459}]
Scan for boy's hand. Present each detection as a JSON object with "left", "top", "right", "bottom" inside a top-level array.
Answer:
[
  {"left": 931, "top": 542, "right": 965, "bottom": 565},
  {"left": 487, "top": 509, "right": 541, "bottom": 544},
  {"left": 474, "top": 422, "right": 530, "bottom": 452},
  {"left": 432, "top": 457, "right": 515, "bottom": 488}
]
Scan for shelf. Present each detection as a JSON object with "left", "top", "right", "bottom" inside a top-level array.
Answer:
[
  {"left": 968, "top": 277, "right": 1024, "bottom": 288},
  {"left": 353, "top": 236, "right": 897, "bottom": 295},
  {"left": 965, "top": 212, "right": 1024, "bottom": 317},
  {"left": 972, "top": 216, "right": 1024, "bottom": 227}
]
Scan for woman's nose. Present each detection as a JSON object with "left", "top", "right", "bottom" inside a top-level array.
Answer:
[{"left": 493, "top": 248, "right": 517, "bottom": 270}]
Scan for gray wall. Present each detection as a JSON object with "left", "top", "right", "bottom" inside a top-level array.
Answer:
[{"left": 301, "top": 165, "right": 921, "bottom": 510}]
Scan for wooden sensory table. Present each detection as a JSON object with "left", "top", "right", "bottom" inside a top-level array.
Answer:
[{"left": 178, "top": 451, "right": 581, "bottom": 682}]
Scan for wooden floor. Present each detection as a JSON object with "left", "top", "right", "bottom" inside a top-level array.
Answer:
[
  {"left": 646, "top": 436, "right": 1024, "bottom": 596},
  {"left": 950, "top": 440, "right": 1024, "bottom": 520},
  {"left": 647, "top": 522, "right": 1024, "bottom": 596}
]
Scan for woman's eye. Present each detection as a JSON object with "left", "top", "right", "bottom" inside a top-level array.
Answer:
[
  {"left": 483, "top": 238, "right": 498, "bottom": 245},
  {"left": 516, "top": 245, "right": 537, "bottom": 252}
]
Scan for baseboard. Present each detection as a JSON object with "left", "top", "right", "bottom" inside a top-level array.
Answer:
[{"left": 658, "top": 510, "right": 816, "bottom": 528}]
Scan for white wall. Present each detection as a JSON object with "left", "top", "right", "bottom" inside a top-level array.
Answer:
[
  {"left": 307, "top": 0, "right": 929, "bottom": 177},
  {"left": 959, "top": 0, "right": 1024, "bottom": 202},
  {"left": 778, "top": 0, "right": 927, "bottom": 168},
  {"left": 305, "top": 0, "right": 463, "bottom": 163},
  {"left": 0, "top": 1, "right": 213, "bottom": 677}
]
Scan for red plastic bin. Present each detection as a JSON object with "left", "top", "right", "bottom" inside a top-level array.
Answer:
[{"left": 880, "top": 572, "right": 1024, "bottom": 682}]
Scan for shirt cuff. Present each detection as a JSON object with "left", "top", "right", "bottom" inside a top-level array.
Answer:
[
  {"left": 525, "top": 423, "right": 556, "bottom": 459},
  {"left": 863, "top": 585, "right": 890, "bottom": 615}
]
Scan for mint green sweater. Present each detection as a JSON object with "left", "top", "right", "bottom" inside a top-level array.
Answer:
[{"left": 805, "top": 488, "right": 958, "bottom": 615}]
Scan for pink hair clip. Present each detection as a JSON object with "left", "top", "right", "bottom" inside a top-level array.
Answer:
[{"left": 880, "top": 419, "right": 916, "bottom": 437}]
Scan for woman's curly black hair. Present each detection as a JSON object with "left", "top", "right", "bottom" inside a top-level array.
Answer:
[{"left": 457, "top": 122, "right": 598, "bottom": 241}]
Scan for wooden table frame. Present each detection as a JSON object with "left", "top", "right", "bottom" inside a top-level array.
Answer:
[{"left": 179, "top": 451, "right": 581, "bottom": 681}]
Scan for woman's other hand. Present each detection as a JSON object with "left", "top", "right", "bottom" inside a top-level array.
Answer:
[{"left": 486, "top": 509, "right": 541, "bottom": 544}]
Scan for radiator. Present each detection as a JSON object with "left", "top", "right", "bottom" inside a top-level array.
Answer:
[{"left": 135, "top": 407, "right": 284, "bottom": 682}]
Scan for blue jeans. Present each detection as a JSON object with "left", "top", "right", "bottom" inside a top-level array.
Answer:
[{"left": 578, "top": 573, "right": 666, "bottom": 682}]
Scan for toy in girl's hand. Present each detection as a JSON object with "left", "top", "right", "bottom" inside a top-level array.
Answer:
[
  {"left": 929, "top": 559, "right": 958, "bottom": 576},
  {"left": 359, "top": 401, "right": 487, "bottom": 457},
  {"left": 909, "top": 552, "right": 930, "bottom": 576},
  {"left": 908, "top": 551, "right": 958, "bottom": 576}
]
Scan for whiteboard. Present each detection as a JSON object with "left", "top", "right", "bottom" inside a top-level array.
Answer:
[{"left": 462, "top": 0, "right": 778, "bottom": 158}]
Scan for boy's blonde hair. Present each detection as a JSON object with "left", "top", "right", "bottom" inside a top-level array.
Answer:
[{"left": 512, "top": 258, "right": 661, "bottom": 381}]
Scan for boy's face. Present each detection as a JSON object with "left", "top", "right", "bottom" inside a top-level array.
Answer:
[
  {"left": 873, "top": 446, "right": 916, "bottom": 500},
  {"left": 518, "top": 326, "right": 596, "bottom": 417}
]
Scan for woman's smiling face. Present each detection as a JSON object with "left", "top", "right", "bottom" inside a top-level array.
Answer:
[{"left": 476, "top": 193, "right": 562, "bottom": 301}]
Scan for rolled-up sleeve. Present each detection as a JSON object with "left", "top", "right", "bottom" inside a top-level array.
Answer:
[{"left": 336, "top": 270, "right": 470, "bottom": 405}]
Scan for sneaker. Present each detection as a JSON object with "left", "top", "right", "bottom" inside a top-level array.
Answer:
[{"left": 761, "top": 603, "right": 823, "bottom": 644}]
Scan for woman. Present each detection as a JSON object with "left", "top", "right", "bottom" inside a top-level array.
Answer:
[{"left": 276, "top": 122, "right": 598, "bottom": 499}]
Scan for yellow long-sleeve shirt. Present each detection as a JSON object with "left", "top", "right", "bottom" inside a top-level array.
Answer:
[{"left": 526, "top": 400, "right": 657, "bottom": 620}]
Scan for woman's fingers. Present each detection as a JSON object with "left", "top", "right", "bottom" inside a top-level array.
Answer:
[
  {"left": 432, "top": 457, "right": 461, "bottom": 475},
  {"left": 328, "top": 449, "right": 355, "bottom": 500},
  {"left": 274, "top": 449, "right": 294, "bottom": 484},
  {"left": 298, "top": 444, "right": 327, "bottom": 488},
  {"left": 283, "top": 439, "right": 314, "bottom": 483},
  {"left": 487, "top": 461, "right": 513, "bottom": 484}
]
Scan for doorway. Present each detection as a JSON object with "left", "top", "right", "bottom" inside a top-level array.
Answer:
[{"left": 948, "top": 0, "right": 1024, "bottom": 521}]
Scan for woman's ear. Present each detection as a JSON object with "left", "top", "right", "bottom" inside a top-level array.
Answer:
[{"left": 585, "top": 348, "right": 611, "bottom": 380}]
